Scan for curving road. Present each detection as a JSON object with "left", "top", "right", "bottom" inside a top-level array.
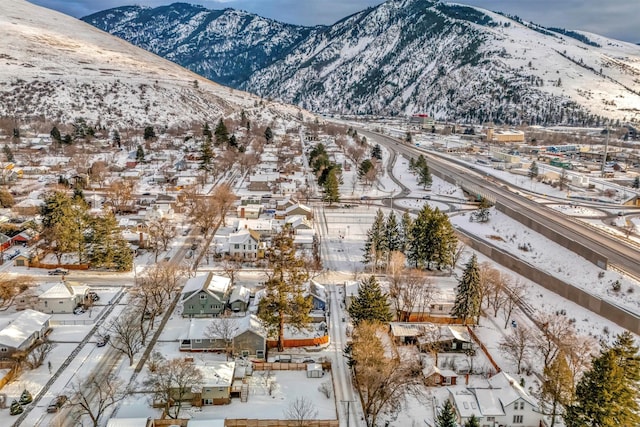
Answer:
[{"left": 360, "top": 129, "right": 640, "bottom": 280}]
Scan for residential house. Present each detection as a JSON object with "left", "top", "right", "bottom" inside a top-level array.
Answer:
[
  {"left": 285, "top": 215, "right": 312, "bottom": 233},
  {"left": 227, "top": 229, "right": 263, "bottom": 260},
  {"left": 449, "top": 372, "right": 543, "bottom": 427},
  {"left": 181, "top": 273, "right": 231, "bottom": 318},
  {"left": 275, "top": 203, "right": 312, "bottom": 220},
  {"left": 10, "top": 229, "right": 37, "bottom": 246},
  {"left": 179, "top": 315, "right": 267, "bottom": 359},
  {"left": 423, "top": 365, "right": 458, "bottom": 387},
  {"left": 389, "top": 323, "right": 474, "bottom": 353},
  {"left": 235, "top": 219, "right": 273, "bottom": 240},
  {"left": 193, "top": 362, "right": 236, "bottom": 405},
  {"left": 0, "top": 310, "right": 51, "bottom": 358},
  {"left": 236, "top": 204, "right": 262, "bottom": 219},
  {"left": 37, "top": 282, "right": 90, "bottom": 314},
  {"left": 228, "top": 285, "right": 251, "bottom": 312}
]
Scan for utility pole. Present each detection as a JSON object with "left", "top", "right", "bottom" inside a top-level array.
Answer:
[{"left": 341, "top": 399, "right": 355, "bottom": 427}]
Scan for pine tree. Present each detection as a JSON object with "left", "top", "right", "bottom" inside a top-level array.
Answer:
[
  {"left": 564, "top": 331, "right": 640, "bottom": 427},
  {"left": 143, "top": 126, "right": 155, "bottom": 141},
  {"left": 112, "top": 129, "right": 121, "bottom": 148},
  {"left": 463, "top": 415, "right": 480, "bottom": 427},
  {"left": 528, "top": 161, "right": 539, "bottom": 180},
  {"left": 199, "top": 139, "right": 213, "bottom": 172},
  {"left": 214, "top": 118, "right": 229, "bottom": 146},
  {"left": 257, "top": 226, "right": 312, "bottom": 352},
  {"left": 399, "top": 212, "right": 413, "bottom": 254},
  {"left": 264, "top": 126, "right": 274, "bottom": 144},
  {"left": 371, "top": 144, "right": 382, "bottom": 160},
  {"left": 50, "top": 126, "right": 61, "bottom": 144},
  {"left": 452, "top": 254, "right": 481, "bottom": 325},
  {"left": 435, "top": 400, "right": 457, "bottom": 427},
  {"left": 633, "top": 176, "right": 640, "bottom": 189},
  {"left": 2, "top": 145, "right": 14, "bottom": 163},
  {"left": 385, "top": 211, "right": 401, "bottom": 254},
  {"left": 202, "top": 122, "right": 212, "bottom": 140},
  {"left": 323, "top": 168, "right": 340, "bottom": 206},
  {"left": 418, "top": 162, "right": 432, "bottom": 189},
  {"left": 348, "top": 276, "right": 392, "bottom": 325},
  {"left": 407, "top": 204, "right": 457, "bottom": 270},
  {"left": 136, "top": 145, "right": 145, "bottom": 163},
  {"left": 362, "top": 209, "right": 387, "bottom": 271},
  {"left": 90, "top": 210, "right": 133, "bottom": 271}
]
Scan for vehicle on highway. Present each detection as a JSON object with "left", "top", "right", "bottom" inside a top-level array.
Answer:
[
  {"left": 47, "top": 395, "right": 67, "bottom": 413},
  {"left": 73, "top": 306, "right": 85, "bottom": 315},
  {"left": 48, "top": 268, "right": 69, "bottom": 276},
  {"left": 422, "top": 195, "right": 431, "bottom": 200},
  {"left": 190, "top": 243, "right": 198, "bottom": 250},
  {"left": 360, "top": 196, "right": 370, "bottom": 200}
]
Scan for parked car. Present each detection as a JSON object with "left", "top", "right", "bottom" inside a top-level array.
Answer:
[
  {"left": 88, "top": 291, "right": 99, "bottom": 302},
  {"left": 73, "top": 306, "right": 85, "bottom": 315},
  {"left": 422, "top": 195, "right": 431, "bottom": 200},
  {"left": 190, "top": 242, "right": 198, "bottom": 251},
  {"left": 7, "top": 250, "right": 20, "bottom": 260},
  {"left": 47, "top": 395, "right": 67, "bottom": 413},
  {"left": 185, "top": 250, "right": 193, "bottom": 259},
  {"left": 48, "top": 268, "right": 69, "bottom": 276},
  {"left": 96, "top": 334, "right": 110, "bottom": 347}
]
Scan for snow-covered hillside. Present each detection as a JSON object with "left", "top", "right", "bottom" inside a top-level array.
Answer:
[
  {"left": 0, "top": 0, "right": 299, "bottom": 128},
  {"left": 83, "top": 0, "right": 640, "bottom": 124}
]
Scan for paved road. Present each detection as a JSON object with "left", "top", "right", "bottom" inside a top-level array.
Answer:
[{"left": 360, "top": 129, "right": 640, "bottom": 279}]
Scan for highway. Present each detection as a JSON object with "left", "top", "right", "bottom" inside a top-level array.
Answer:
[{"left": 359, "top": 129, "right": 640, "bottom": 280}]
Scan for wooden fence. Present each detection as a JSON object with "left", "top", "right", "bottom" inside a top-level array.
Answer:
[{"left": 266, "top": 334, "right": 329, "bottom": 349}]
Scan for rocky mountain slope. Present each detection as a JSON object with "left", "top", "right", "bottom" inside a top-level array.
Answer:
[
  {"left": 84, "top": 0, "right": 640, "bottom": 124},
  {"left": 0, "top": 0, "right": 299, "bottom": 129}
]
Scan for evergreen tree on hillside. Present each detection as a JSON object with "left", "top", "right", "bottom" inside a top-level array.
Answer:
[
  {"left": 564, "top": 331, "right": 640, "bottom": 427},
  {"left": 214, "top": 118, "right": 229, "bottom": 146},
  {"left": 348, "top": 276, "right": 392, "bottom": 325},
  {"left": 143, "top": 126, "right": 156, "bottom": 141},
  {"left": 50, "top": 126, "right": 61, "bottom": 144},
  {"left": 264, "top": 126, "right": 274, "bottom": 144},
  {"left": 451, "top": 254, "right": 481, "bottom": 325},
  {"left": 136, "top": 145, "right": 145, "bottom": 163},
  {"left": 399, "top": 211, "right": 413, "bottom": 254}
]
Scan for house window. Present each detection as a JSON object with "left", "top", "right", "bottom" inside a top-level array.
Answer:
[
  {"left": 202, "top": 398, "right": 213, "bottom": 405},
  {"left": 59, "top": 301, "right": 64, "bottom": 304},
  {"left": 195, "top": 339, "right": 202, "bottom": 344},
  {"left": 234, "top": 244, "right": 240, "bottom": 249},
  {"left": 241, "top": 350, "right": 249, "bottom": 357},
  {"left": 513, "top": 415, "right": 523, "bottom": 423},
  {"left": 256, "top": 350, "right": 264, "bottom": 359},
  {"left": 0, "top": 348, "right": 6, "bottom": 352},
  {"left": 486, "top": 417, "right": 495, "bottom": 422},
  {"left": 44, "top": 301, "right": 48, "bottom": 307},
  {"left": 200, "top": 294, "right": 207, "bottom": 300}
]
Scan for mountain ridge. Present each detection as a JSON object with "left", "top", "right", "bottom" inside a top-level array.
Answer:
[{"left": 82, "top": 0, "right": 640, "bottom": 125}]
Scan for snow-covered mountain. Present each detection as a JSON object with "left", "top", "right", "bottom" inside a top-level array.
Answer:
[
  {"left": 83, "top": 0, "right": 640, "bottom": 124},
  {"left": 0, "top": 0, "right": 295, "bottom": 129}
]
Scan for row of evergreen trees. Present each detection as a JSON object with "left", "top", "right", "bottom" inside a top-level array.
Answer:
[
  {"left": 41, "top": 191, "right": 133, "bottom": 270},
  {"left": 308, "top": 143, "right": 341, "bottom": 205},
  {"left": 363, "top": 206, "right": 458, "bottom": 271}
]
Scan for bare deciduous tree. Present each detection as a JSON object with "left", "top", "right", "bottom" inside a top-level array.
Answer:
[
  {"left": 144, "top": 358, "right": 203, "bottom": 419},
  {"left": 388, "top": 269, "right": 433, "bottom": 322},
  {"left": 67, "top": 374, "right": 128, "bottom": 427},
  {"left": 535, "top": 312, "right": 578, "bottom": 370},
  {"left": 206, "top": 315, "right": 240, "bottom": 360},
  {"left": 104, "top": 311, "right": 143, "bottom": 366},
  {"left": 284, "top": 397, "right": 318, "bottom": 426},
  {"left": 105, "top": 180, "right": 134, "bottom": 214},
  {"left": 25, "top": 339, "right": 55, "bottom": 369},
  {"left": 501, "top": 278, "right": 527, "bottom": 329},
  {"left": 0, "top": 274, "right": 33, "bottom": 311},
  {"left": 499, "top": 324, "right": 531, "bottom": 374},
  {"left": 350, "top": 321, "right": 423, "bottom": 427},
  {"left": 211, "top": 183, "right": 237, "bottom": 227}
]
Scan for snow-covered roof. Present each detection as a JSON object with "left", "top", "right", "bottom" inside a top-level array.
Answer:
[
  {"left": 0, "top": 309, "right": 50, "bottom": 349},
  {"left": 235, "top": 218, "right": 272, "bottom": 232},
  {"left": 474, "top": 389, "right": 506, "bottom": 417},
  {"left": 486, "top": 372, "right": 538, "bottom": 407},
  {"left": 183, "top": 315, "right": 266, "bottom": 340},
  {"left": 39, "top": 282, "right": 89, "bottom": 299},
  {"left": 449, "top": 389, "right": 482, "bottom": 418},
  {"left": 181, "top": 273, "right": 230, "bottom": 296},
  {"left": 196, "top": 361, "right": 235, "bottom": 388},
  {"left": 423, "top": 365, "right": 458, "bottom": 379},
  {"left": 228, "top": 229, "right": 259, "bottom": 244},
  {"left": 229, "top": 285, "right": 251, "bottom": 304}
]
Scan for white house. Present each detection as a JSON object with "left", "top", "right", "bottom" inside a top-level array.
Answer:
[
  {"left": 227, "top": 229, "right": 263, "bottom": 260},
  {"left": 448, "top": 372, "right": 543, "bottom": 427},
  {"left": 37, "top": 282, "right": 89, "bottom": 314},
  {"left": 0, "top": 309, "right": 51, "bottom": 357}
]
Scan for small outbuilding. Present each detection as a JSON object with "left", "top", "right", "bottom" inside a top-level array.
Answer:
[{"left": 306, "top": 363, "right": 324, "bottom": 378}]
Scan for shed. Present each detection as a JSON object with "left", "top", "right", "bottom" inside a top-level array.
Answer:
[{"left": 306, "top": 363, "right": 323, "bottom": 378}]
